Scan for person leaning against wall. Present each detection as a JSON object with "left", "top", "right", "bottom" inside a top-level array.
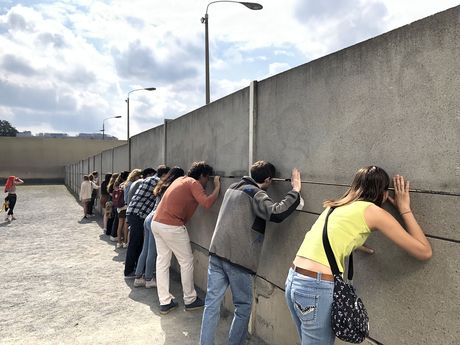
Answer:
[
  {"left": 124, "top": 165, "right": 170, "bottom": 279},
  {"left": 285, "top": 166, "right": 432, "bottom": 345},
  {"left": 100, "top": 173, "right": 112, "bottom": 233},
  {"left": 3, "top": 176, "right": 24, "bottom": 222},
  {"left": 152, "top": 161, "right": 220, "bottom": 315},
  {"left": 199, "top": 161, "right": 302, "bottom": 345}
]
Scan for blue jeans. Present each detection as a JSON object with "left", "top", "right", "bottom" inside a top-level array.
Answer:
[
  {"left": 200, "top": 255, "right": 253, "bottom": 345},
  {"left": 134, "top": 211, "right": 156, "bottom": 280},
  {"left": 285, "top": 268, "right": 335, "bottom": 345}
]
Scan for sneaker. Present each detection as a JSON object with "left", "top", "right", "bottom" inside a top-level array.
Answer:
[
  {"left": 11, "top": 216, "right": 16, "bottom": 220},
  {"left": 110, "top": 236, "right": 118, "bottom": 242},
  {"left": 160, "top": 300, "right": 178, "bottom": 315},
  {"left": 124, "top": 272, "right": 136, "bottom": 279},
  {"left": 134, "top": 277, "right": 146, "bottom": 287},
  {"left": 122, "top": 242, "right": 128, "bottom": 248},
  {"left": 184, "top": 297, "right": 204, "bottom": 311},
  {"left": 145, "top": 278, "right": 157, "bottom": 288},
  {"left": 4, "top": 216, "right": 9, "bottom": 221},
  {"left": 116, "top": 243, "right": 122, "bottom": 249}
]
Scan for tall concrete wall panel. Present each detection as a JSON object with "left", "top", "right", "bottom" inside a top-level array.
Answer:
[
  {"left": 101, "top": 149, "right": 113, "bottom": 175},
  {"left": 131, "top": 125, "right": 164, "bottom": 169},
  {"left": 63, "top": 7, "right": 459, "bottom": 345},
  {"left": 0, "top": 137, "right": 125, "bottom": 180},
  {"left": 165, "top": 89, "right": 249, "bottom": 175},
  {"left": 255, "top": 8, "right": 459, "bottom": 194},
  {"left": 112, "top": 145, "right": 129, "bottom": 173}
]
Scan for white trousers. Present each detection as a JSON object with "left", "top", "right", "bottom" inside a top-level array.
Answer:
[{"left": 152, "top": 221, "right": 197, "bottom": 305}]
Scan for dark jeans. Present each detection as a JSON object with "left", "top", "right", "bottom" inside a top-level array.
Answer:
[
  {"left": 111, "top": 208, "right": 119, "bottom": 237},
  {"left": 88, "top": 190, "right": 97, "bottom": 215},
  {"left": 125, "top": 214, "right": 145, "bottom": 276},
  {"left": 106, "top": 214, "right": 115, "bottom": 236},
  {"left": 6, "top": 194, "right": 17, "bottom": 215}
]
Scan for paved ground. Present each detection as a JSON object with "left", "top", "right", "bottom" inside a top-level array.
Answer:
[{"left": 0, "top": 185, "right": 266, "bottom": 345}]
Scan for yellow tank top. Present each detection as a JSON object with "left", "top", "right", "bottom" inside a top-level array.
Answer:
[{"left": 296, "top": 201, "right": 373, "bottom": 272}]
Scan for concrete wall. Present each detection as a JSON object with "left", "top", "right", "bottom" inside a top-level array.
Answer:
[
  {"left": 65, "top": 7, "right": 460, "bottom": 345},
  {"left": 0, "top": 137, "right": 125, "bottom": 182}
]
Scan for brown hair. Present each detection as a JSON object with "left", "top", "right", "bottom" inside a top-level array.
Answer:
[
  {"left": 250, "top": 160, "right": 276, "bottom": 183},
  {"left": 153, "top": 167, "right": 185, "bottom": 197},
  {"left": 323, "top": 166, "right": 390, "bottom": 208}
]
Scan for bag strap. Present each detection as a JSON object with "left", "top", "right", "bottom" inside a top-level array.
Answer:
[{"left": 322, "top": 207, "right": 354, "bottom": 280}]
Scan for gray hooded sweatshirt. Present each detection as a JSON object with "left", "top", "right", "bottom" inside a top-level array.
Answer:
[{"left": 209, "top": 176, "right": 300, "bottom": 274}]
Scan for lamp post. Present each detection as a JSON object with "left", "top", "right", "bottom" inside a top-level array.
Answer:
[
  {"left": 126, "top": 87, "right": 156, "bottom": 170},
  {"left": 201, "top": 1, "right": 262, "bottom": 104},
  {"left": 100, "top": 115, "right": 122, "bottom": 140}
]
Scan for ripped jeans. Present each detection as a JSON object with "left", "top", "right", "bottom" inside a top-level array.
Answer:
[{"left": 285, "top": 268, "right": 335, "bottom": 345}]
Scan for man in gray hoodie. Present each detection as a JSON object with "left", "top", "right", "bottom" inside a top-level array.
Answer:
[{"left": 199, "top": 161, "right": 302, "bottom": 345}]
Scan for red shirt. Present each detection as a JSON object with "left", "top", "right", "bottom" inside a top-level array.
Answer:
[{"left": 153, "top": 176, "right": 217, "bottom": 226}]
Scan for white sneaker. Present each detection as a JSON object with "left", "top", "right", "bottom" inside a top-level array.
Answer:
[
  {"left": 145, "top": 278, "right": 157, "bottom": 288},
  {"left": 134, "top": 277, "right": 146, "bottom": 287},
  {"left": 4, "top": 216, "right": 9, "bottom": 221},
  {"left": 109, "top": 236, "right": 118, "bottom": 242},
  {"left": 11, "top": 216, "right": 16, "bottom": 220},
  {"left": 116, "top": 243, "right": 122, "bottom": 249},
  {"left": 122, "top": 242, "right": 128, "bottom": 248}
]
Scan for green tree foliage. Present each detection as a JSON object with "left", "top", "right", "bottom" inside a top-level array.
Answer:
[{"left": 0, "top": 120, "right": 18, "bottom": 137}]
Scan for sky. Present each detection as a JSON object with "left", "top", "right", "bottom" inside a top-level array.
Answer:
[{"left": 0, "top": 0, "right": 458, "bottom": 139}]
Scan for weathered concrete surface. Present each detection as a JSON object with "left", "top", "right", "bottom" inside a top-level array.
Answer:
[
  {"left": 0, "top": 137, "right": 125, "bottom": 181},
  {"left": 112, "top": 145, "right": 129, "bottom": 173},
  {"left": 131, "top": 125, "right": 165, "bottom": 169},
  {"left": 0, "top": 186, "right": 267, "bottom": 345},
  {"left": 165, "top": 89, "right": 249, "bottom": 176},
  {"left": 256, "top": 7, "right": 459, "bottom": 193}
]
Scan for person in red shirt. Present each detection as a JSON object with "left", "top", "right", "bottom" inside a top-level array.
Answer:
[{"left": 152, "top": 161, "right": 220, "bottom": 314}]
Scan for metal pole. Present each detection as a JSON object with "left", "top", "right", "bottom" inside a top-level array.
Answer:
[
  {"left": 127, "top": 97, "right": 131, "bottom": 170},
  {"left": 204, "top": 13, "right": 210, "bottom": 104},
  {"left": 102, "top": 121, "right": 105, "bottom": 140}
]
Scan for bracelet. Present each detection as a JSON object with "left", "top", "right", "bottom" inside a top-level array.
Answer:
[{"left": 400, "top": 210, "right": 412, "bottom": 216}]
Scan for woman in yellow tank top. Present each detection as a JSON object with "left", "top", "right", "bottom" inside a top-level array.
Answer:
[{"left": 285, "top": 166, "right": 432, "bottom": 345}]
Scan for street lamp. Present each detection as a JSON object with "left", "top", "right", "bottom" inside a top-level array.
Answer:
[
  {"left": 100, "top": 115, "right": 122, "bottom": 140},
  {"left": 126, "top": 87, "right": 156, "bottom": 170},
  {"left": 201, "top": 1, "right": 262, "bottom": 104}
]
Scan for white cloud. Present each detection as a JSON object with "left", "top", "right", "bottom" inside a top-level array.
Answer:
[{"left": 268, "top": 62, "right": 290, "bottom": 77}]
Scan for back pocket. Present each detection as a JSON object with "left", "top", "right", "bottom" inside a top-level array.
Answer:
[{"left": 293, "top": 291, "right": 318, "bottom": 322}]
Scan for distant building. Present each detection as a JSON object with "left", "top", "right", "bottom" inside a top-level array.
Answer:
[
  {"left": 37, "top": 133, "right": 69, "bottom": 138},
  {"left": 77, "top": 133, "right": 118, "bottom": 140},
  {"left": 15, "top": 132, "right": 118, "bottom": 140},
  {"left": 17, "top": 131, "right": 33, "bottom": 137}
]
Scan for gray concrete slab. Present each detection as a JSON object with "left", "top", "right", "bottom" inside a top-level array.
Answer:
[
  {"left": 0, "top": 186, "right": 267, "bottom": 345},
  {"left": 131, "top": 125, "right": 165, "bottom": 169},
  {"left": 166, "top": 89, "right": 249, "bottom": 176}
]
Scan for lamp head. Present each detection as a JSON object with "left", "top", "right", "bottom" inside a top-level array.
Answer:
[
  {"left": 144, "top": 87, "right": 156, "bottom": 91},
  {"left": 240, "top": 2, "right": 263, "bottom": 10}
]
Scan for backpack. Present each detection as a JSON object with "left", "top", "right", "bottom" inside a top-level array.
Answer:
[{"left": 112, "top": 189, "right": 125, "bottom": 208}]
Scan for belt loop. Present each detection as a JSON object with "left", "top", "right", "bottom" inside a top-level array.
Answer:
[{"left": 317, "top": 272, "right": 321, "bottom": 282}]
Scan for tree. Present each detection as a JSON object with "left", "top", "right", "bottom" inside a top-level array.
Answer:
[{"left": 0, "top": 120, "right": 18, "bottom": 137}]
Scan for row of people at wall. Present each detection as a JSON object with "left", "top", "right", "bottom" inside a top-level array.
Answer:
[
  {"left": 81, "top": 161, "right": 433, "bottom": 345},
  {"left": 3, "top": 176, "right": 24, "bottom": 222}
]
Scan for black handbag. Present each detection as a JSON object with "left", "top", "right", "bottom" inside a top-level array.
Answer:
[{"left": 322, "top": 207, "right": 369, "bottom": 343}]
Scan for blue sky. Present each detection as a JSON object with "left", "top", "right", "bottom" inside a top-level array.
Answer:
[{"left": 0, "top": 0, "right": 458, "bottom": 139}]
